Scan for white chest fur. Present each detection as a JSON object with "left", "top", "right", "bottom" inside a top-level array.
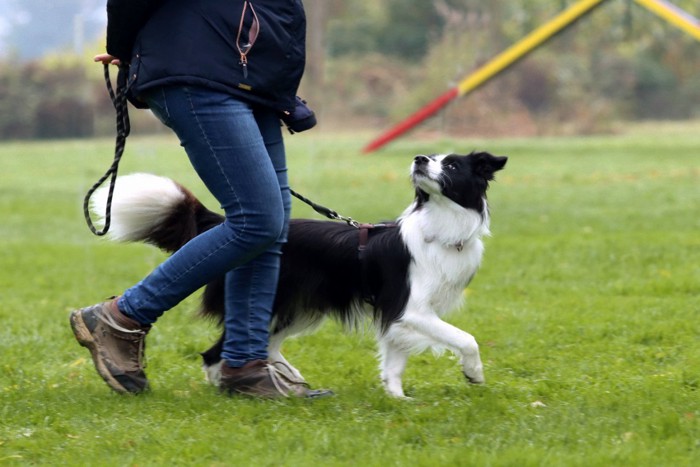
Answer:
[{"left": 400, "top": 199, "right": 489, "bottom": 316}]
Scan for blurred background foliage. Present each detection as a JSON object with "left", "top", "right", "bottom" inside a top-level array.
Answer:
[{"left": 0, "top": 0, "right": 698, "bottom": 140}]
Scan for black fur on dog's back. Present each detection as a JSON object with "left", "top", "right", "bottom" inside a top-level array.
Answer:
[{"left": 201, "top": 219, "right": 411, "bottom": 334}]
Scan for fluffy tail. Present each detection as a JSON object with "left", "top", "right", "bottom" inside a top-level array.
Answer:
[{"left": 91, "top": 173, "right": 223, "bottom": 252}]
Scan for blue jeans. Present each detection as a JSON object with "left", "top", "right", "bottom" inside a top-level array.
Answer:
[{"left": 117, "top": 85, "right": 291, "bottom": 368}]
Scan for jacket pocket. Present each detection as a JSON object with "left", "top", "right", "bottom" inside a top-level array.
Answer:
[{"left": 239, "top": 0, "right": 306, "bottom": 111}]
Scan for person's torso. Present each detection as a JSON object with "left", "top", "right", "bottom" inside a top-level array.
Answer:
[{"left": 128, "top": 0, "right": 307, "bottom": 111}]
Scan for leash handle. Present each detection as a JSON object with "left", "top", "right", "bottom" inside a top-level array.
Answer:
[{"left": 83, "top": 64, "right": 131, "bottom": 236}]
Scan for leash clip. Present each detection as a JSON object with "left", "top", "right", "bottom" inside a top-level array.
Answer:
[{"left": 329, "top": 211, "right": 360, "bottom": 229}]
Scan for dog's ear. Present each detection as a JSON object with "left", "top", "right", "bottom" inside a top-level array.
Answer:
[{"left": 472, "top": 152, "right": 507, "bottom": 181}]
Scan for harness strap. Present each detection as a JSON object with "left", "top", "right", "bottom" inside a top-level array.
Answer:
[
  {"left": 358, "top": 222, "right": 398, "bottom": 258},
  {"left": 356, "top": 222, "right": 398, "bottom": 304},
  {"left": 290, "top": 190, "right": 399, "bottom": 258},
  {"left": 358, "top": 224, "right": 372, "bottom": 254}
]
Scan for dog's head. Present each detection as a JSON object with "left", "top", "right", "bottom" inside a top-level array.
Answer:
[{"left": 410, "top": 151, "right": 507, "bottom": 211}]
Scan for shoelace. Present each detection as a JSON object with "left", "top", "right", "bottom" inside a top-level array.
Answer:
[
  {"left": 270, "top": 361, "right": 310, "bottom": 387},
  {"left": 99, "top": 308, "right": 145, "bottom": 335},
  {"left": 264, "top": 363, "right": 293, "bottom": 397},
  {"left": 99, "top": 307, "right": 148, "bottom": 370}
]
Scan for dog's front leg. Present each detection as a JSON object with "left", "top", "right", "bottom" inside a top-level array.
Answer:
[
  {"left": 401, "top": 311, "right": 485, "bottom": 385},
  {"left": 377, "top": 338, "right": 410, "bottom": 398}
]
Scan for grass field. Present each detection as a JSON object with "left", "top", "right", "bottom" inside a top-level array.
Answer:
[{"left": 0, "top": 122, "right": 698, "bottom": 465}]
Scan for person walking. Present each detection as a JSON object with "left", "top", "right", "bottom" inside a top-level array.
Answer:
[{"left": 70, "top": 0, "right": 329, "bottom": 398}]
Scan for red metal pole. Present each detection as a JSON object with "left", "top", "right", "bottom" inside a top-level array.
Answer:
[{"left": 362, "top": 88, "right": 459, "bottom": 153}]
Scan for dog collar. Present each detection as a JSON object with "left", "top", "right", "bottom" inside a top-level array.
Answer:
[{"left": 424, "top": 235, "right": 465, "bottom": 252}]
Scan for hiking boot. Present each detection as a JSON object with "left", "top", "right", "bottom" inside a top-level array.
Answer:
[
  {"left": 69, "top": 299, "right": 151, "bottom": 394},
  {"left": 219, "top": 360, "right": 333, "bottom": 399}
]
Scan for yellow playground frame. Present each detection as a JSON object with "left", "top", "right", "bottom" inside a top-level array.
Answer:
[{"left": 364, "top": 0, "right": 700, "bottom": 153}]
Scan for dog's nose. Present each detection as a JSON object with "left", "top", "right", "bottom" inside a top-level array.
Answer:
[{"left": 414, "top": 155, "right": 430, "bottom": 165}]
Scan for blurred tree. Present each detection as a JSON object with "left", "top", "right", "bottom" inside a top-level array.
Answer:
[
  {"left": 0, "top": 55, "right": 96, "bottom": 139},
  {"left": 377, "top": 0, "right": 445, "bottom": 61},
  {"left": 0, "top": 0, "right": 698, "bottom": 139},
  {"left": 0, "top": 60, "right": 38, "bottom": 139},
  {"left": 303, "top": 0, "right": 329, "bottom": 105}
]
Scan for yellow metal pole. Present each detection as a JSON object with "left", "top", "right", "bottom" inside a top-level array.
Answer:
[
  {"left": 365, "top": 0, "right": 698, "bottom": 153},
  {"left": 364, "top": 0, "right": 609, "bottom": 152},
  {"left": 457, "top": 0, "right": 607, "bottom": 96},
  {"left": 633, "top": 0, "right": 700, "bottom": 41}
]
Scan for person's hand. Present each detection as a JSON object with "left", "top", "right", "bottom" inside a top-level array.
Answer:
[{"left": 94, "top": 53, "right": 121, "bottom": 66}]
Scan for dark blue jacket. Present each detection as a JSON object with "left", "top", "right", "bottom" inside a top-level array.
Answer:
[{"left": 106, "top": 0, "right": 306, "bottom": 112}]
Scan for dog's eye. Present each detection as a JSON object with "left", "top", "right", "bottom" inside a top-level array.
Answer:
[{"left": 446, "top": 163, "right": 457, "bottom": 170}]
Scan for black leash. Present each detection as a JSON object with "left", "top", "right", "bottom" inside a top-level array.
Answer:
[
  {"left": 289, "top": 189, "right": 360, "bottom": 228},
  {"left": 83, "top": 64, "right": 130, "bottom": 236},
  {"left": 87, "top": 64, "right": 359, "bottom": 233},
  {"left": 290, "top": 189, "right": 399, "bottom": 258}
]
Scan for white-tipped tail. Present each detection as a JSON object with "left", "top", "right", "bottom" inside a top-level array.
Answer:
[{"left": 91, "top": 173, "right": 186, "bottom": 242}]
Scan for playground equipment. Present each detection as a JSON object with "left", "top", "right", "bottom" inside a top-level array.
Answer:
[{"left": 363, "top": 0, "right": 700, "bottom": 153}]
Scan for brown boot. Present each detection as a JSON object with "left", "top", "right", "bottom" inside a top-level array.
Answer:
[
  {"left": 220, "top": 360, "right": 333, "bottom": 399},
  {"left": 69, "top": 298, "right": 150, "bottom": 394}
]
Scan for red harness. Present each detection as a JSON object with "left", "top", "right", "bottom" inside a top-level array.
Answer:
[{"left": 358, "top": 223, "right": 398, "bottom": 257}]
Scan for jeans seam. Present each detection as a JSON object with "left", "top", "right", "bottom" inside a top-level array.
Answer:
[
  {"left": 246, "top": 262, "right": 261, "bottom": 358},
  {"left": 185, "top": 87, "right": 248, "bottom": 238}
]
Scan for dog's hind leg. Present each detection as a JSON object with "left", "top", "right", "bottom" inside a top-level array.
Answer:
[
  {"left": 266, "top": 313, "right": 326, "bottom": 384},
  {"left": 267, "top": 331, "right": 307, "bottom": 384},
  {"left": 377, "top": 337, "right": 410, "bottom": 398},
  {"left": 201, "top": 333, "right": 224, "bottom": 386}
]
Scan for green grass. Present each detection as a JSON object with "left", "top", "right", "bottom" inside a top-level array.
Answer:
[{"left": 0, "top": 123, "right": 698, "bottom": 465}]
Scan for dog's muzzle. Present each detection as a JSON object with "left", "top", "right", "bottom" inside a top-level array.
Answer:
[{"left": 412, "top": 155, "right": 431, "bottom": 177}]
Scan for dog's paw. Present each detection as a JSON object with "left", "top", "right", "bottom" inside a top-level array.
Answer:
[
  {"left": 463, "top": 371, "right": 485, "bottom": 384},
  {"left": 386, "top": 390, "right": 412, "bottom": 399},
  {"left": 462, "top": 359, "right": 485, "bottom": 384},
  {"left": 463, "top": 364, "right": 485, "bottom": 384},
  {"left": 203, "top": 361, "right": 222, "bottom": 386},
  {"left": 382, "top": 379, "right": 408, "bottom": 398}
]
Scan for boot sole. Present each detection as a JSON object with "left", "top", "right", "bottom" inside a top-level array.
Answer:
[{"left": 69, "top": 310, "right": 131, "bottom": 394}]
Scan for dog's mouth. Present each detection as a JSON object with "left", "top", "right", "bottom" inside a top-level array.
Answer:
[
  {"left": 411, "top": 156, "right": 432, "bottom": 179},
  {"left": 410, "top": 166, "right": 432, "bottom": 187},
  {"left": 411, "top": 165, "right": 428, "bottom": 178},
  {"left": 410, "top": 154, "right": 444, "bottom": 194},
  {"left": 411, "top": 169, "right": 441, "bottom": 195}
]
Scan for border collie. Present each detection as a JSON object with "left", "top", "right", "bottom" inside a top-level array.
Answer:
[{"left": 93, "top": 151, "right": 507, "bottom": 397}]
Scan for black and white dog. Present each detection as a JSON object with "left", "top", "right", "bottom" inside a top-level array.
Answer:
[{"left": 94, "top": 151, "right": 506, "bottom": 397}]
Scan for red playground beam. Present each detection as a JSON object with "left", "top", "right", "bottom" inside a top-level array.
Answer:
[
  {"left": 362, "top": 0, "right": 607, "bottom": 153},
  {"left": 363, "top": 0, "right": 700, "bottom": 153}
]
